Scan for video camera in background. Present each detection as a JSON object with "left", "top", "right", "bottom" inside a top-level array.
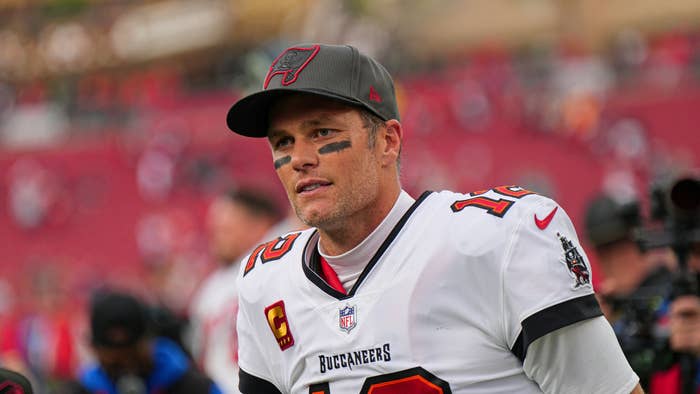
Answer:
[
  {"left": 638, "top": 175, "right": 700, "bottom": 293},
  {"left": 587, "top": 174, "right": 699, "bottom": 388},
  {"left": 634, "top": 174, "right": 700, "bottom": 393}
]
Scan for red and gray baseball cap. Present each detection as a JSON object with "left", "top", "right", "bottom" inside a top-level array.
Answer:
[{"left": 226, "top": 43, "right": 399, "bottom": 138}]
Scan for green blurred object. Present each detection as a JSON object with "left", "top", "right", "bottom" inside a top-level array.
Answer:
[{"left": 41, "top": 0, "right": 88, "bottom": 19}]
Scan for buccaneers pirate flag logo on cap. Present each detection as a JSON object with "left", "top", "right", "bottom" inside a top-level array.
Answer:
[{"left": 264, "top": 45, "right": 320, "bottom": 89}]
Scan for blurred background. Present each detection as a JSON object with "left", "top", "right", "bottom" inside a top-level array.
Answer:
[{"left": 0, "top": 0, "right": 699, "bottom": 391}]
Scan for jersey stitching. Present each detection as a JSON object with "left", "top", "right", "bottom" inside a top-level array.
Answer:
[
  {"left": 500, "top": 200, "right": 526, "bottom": 349},
  {"left": 503, "top": 197, "right": 598, "bottom": 350},
  {"left": 347, "top": 190, "right": 433, "bottom": 297},
  {"left": 516, "top": 202, "right": 595, "bottom": 322},
  {"left": 500, "top": 196, "right": 553, "bottom": 349}
]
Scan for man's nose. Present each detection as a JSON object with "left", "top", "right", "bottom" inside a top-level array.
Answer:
[{"left": 290, "top": 142, "right": 319, "bottom": 171}]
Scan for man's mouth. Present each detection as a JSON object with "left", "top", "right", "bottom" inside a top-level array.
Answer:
[{"left": 296, "top": 181, "right": 332, "bottom": 193}]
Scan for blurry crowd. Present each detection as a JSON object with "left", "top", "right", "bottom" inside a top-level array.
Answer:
[
  {"left": 3, "top": 176, "right": 699, "bottom": 393},
  {"left": 1, "top": 26, "right": 700, "bottom": 149},
  {"left": 0, "top": 27, "right": 699, "bottom": 394},
  {"left": 1, "top": 185, "right": 305, "bottom": 393}
]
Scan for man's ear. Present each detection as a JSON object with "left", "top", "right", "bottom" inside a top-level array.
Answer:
[{"left": 380, "top": 119, "right": 402, "bottom": 167}]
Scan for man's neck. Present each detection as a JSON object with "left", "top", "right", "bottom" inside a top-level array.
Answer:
[
  {"left": 316, "top": 190, "right": 416, "bottom": 292},
  {"left": 318, "top": 187, "right": 401, "bottom": 256}
]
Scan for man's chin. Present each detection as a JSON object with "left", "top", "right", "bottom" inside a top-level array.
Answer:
[{"left": 296, "top": 208, "right": 336, "bottom": 229}]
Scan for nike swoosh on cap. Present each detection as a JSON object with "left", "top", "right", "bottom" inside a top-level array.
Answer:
[{"left": 534, "top": 206, "right": 558, "bottom": 230}]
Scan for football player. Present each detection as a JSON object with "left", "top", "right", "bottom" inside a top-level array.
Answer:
[{"left": 225, "top": 43, "right": 643, "bottom": 394}]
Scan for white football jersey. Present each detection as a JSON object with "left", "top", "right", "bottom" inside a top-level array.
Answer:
[
  {"left": 236, "top": 188, "right": 629, "bottom": 393},
  {"left": 189, "top": 262, "right": 241, "bottom": 394}
]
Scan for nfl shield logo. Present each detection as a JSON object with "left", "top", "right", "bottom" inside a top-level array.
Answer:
[{"left": 339, "top": 305, "right": 357, "bottom": 333}]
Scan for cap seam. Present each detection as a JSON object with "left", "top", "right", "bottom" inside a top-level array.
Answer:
[{"left": 349, "top": 45, "right": 359, "bottom": 101}]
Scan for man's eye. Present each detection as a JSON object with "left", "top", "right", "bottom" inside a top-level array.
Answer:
[
  {"left": 316, "top": 129, "right": 334, "bottom": 137},
  {"left": 275, "top": 137, "right": 293, "bottom": 149}
]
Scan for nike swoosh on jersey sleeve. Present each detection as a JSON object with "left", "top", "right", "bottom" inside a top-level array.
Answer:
[{"left": 534, "top": 206, "right": 558, "bottom": 230}]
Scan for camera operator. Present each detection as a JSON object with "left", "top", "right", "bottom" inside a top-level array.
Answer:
[
  {"left": 634, "top": 175, "right": 700, "bottom": 394},
  {"left": 584, "top": 193, "right": 676, "bottom": 389},
  {"left": 649, "top": 244, "right": 700, "bottom": 393}
]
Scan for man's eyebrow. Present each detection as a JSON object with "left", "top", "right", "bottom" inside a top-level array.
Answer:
[
  {"left": 300, "top": 114, "right": 339, "bottom": 129},
  {"left": 267, "top": 129, "right": 286, "bottom": 139},
  {"left": 268, "top": 114, "right": 342, "bottom": 137}
]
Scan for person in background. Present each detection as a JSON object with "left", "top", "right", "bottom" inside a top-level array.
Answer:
[
  {"left": 0, "top": 266, "right": 79, "bottom": 393},
  {"left": 261, "top": 205, "right": 308, "bottom": 242},
  {"left": 584, "top": 193, "right": 675, "bottom": 389},
  {"left": 74, "top": 290, "right": 221, "bottom": 394},
  {"left": 187, "top": 187, "right": 281, "bottom": 394},
  {"left": 649, "top": 244, "right": 700, "bottom": 393},
  {"left": 584, "top": 193, "right": 675, "bottom": 318}
]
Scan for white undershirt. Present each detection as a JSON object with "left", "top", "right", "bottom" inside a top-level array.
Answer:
[{"left": 319, "top": 190, "right": 415, "bottom": 292}]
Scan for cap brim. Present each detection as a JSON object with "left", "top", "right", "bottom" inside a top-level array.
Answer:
[{"left": 226, "top": 88, "right": 369, "bottom": 138}]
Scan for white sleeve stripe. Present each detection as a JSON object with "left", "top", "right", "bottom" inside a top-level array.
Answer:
[{"left": 511, "top": 294, "right": 602, "bottom": 361}]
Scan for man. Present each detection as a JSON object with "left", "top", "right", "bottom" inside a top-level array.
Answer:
[
  {"left": 584, "top": 193, "right": 674, "bottom": 388},
  {"left": 188, "top": 188, "right": 281, "bottom": 394},
  {"left": 76, "top": 290, "right": 221, "bottom": 394},
  {"left": 584, "top": 193, "right": 676, "bottom": 304},
  {"left": 649, "top": 244, "right": 700, "bottom": 393},
  {"left": 226, "top": 43, "right": 642, "bottom": 393}
]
